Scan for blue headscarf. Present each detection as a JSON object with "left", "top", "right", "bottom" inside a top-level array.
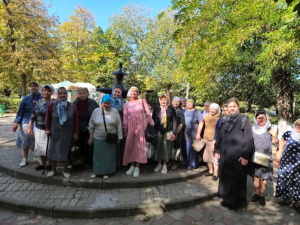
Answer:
[
  {"left": 56, "top": 87, "right": 69, "bottom": 125},
  {"left": 111, "top": 85, "right": 123, "bottom": 109},
  {"left": 101, "top": 93, "right": 112, "bottom": 104}
]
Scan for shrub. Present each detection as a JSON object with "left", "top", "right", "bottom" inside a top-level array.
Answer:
[{"left": 0, "top": 96, "right": 21, "bottom": 112}]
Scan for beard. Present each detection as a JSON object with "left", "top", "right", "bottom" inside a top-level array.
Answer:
[{"left": 228, "top": 110, "right": 240, "bottom": 118}]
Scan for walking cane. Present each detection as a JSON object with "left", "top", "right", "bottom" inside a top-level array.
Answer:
[{"left": 42, "top": 136, "right": 50, "bottom": 175}]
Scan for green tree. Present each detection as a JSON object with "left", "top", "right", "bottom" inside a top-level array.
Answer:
[
  {"left": 172, "top": 0, "right": 300, "bottom": 131},
  {"left": 0, "top": 0, "right": 61, "bottom": 96},
  {"left": 59, "top": 5, "right": 97, "bottom": 83},
  {"left": 109, "top": 4, "right": 183, "bottom": 98}
]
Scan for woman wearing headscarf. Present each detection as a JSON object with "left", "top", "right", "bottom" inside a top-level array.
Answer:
[
  {"left": 111, "top": 85, "right": 125, "bottom": 167},
  {"left": 275, "top": 119, "right": 300, "bottom": 213},
  {"left": 12, "top": 81, "right": 42, "bottom": 167},
  {"left": 28, "top": 84, "right": 54, "bottom": 171},
  {"left": 169, "top": 96, "right": 185, "bottom": 170},
  {"left": 152, "top": 94, "right": 177, "bottom": 174},
  {"left": 123, "top": 87, "right": 154, "bottom": 178},
  {"left": 184, "top": 99, "right": 203, "bottom": 170},
  {"left": 250, "top": 110, "right": 278, "bottom": 206},
  {"left": 88, "top": 94, "right": 123, "bottom": 179},
  {"left": 72, "top": 87, "right": 99, "bottom": 169},
  {"left": 197, "top": 103, "right": 222, "bottom": 181},
  {"left": 45, "top": 87, "right": 79, "bottom": 178}
]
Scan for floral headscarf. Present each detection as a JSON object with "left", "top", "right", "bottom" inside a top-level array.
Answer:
[
  {"left": 111, "top": 85, "right": 123, "bottom": 109},
  {"left": 56, "top": 87, "right": 69, "bottom": 125}
]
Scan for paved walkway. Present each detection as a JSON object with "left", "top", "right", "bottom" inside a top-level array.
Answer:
[{"left": 0, "top": 113, "right": 299, "bottom": 224}]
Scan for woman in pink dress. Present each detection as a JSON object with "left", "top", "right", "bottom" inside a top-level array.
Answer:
[{"left": 123, "top": 87, "right": 154, "bottom": 178}]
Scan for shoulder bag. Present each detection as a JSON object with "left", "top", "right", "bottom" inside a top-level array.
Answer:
[{"left": 102, "top": 107, "right": 118, "bottom": 143}]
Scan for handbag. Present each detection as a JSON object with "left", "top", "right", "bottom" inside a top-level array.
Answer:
[
  {"left": 142, "top": 99, "right": 158, "bottom": 145},
  {"left": 146, "top": 142, "right": 155, "bottom": 158},
  {"left": 252, "top": 152, "right": 270, "bottom": 167},
  {"left": 192, "top": 139, "right": 206, "bottom": 152},
  {"left": 166, "top": 131, "right": 173, "bottom": 141},
  {"left": 102, "top": 107, "right": 118, "bottom": 143}
]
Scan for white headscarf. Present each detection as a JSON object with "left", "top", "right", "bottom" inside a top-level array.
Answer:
[
  {"left": 291, "top": 119, "right": 300, "bottom": 142},
  {"left": 252, "top": 112, "right": 271, "bottom": 135}
]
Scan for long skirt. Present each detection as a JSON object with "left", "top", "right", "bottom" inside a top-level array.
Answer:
[
  {"left": 16, "top": 123, "right": 34, "bottom": 150},
  {"left": 203, "top": 138, "right": 218, "bottom": 165},
  {"left": 34, "top": 127, "right": 47, "bottom": 157},
  {"left": 93, "top": 138, "right": 116, "bottom": 175},
  {"left": 155, "top": 132, "right": 172, "bottom": 162},
  {"left": 218, "top": 157, "right": 248, "bottom": 209}
]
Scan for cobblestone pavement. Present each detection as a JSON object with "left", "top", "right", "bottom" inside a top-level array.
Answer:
[{"left": 0, "top": 113, "right": 300, "bottom": 224}]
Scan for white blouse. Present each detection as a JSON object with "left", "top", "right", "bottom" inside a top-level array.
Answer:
[{"left": 88, "top": 107, "right": 123, "bottom": 140}]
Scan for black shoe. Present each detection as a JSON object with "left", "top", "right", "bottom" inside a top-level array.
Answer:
[
  {"left": 69, "top": 165, "right": 78, "bottom": 172},
  {"left": 205, "top": 172, "right": 213, "bottom": 176},
  {"left": 44, "top": 164, "right": 52, "bottom": 170},
  {"left": 35, "top": 165, "right": 44, "bottom": 170},
  {"left": 259, "top": 196, "right": 266, "bottom": 206},
  {"left": 187, "top": 166, "right": 193, "bottom": 170},
  {"left": 278, "top": 199, "right": 292, "bottom": 206},
  {"left": 78, "top": 164, "right": 85, "bottom": 170},
  {"left": 251, "top": 194, "right": 260, "bottom": 202},
  {"left": 212, "top": 175, "right": 218, "bottom": 181}
]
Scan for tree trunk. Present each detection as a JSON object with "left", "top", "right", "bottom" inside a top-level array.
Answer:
[
  {"left": 273, "top": 68, "right": 294, "bottom": 138},
  {"left": 21, "top": 72, "right": 27, "bottom": 97}
]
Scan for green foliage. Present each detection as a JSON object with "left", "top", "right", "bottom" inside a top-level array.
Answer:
[{"left": 0, "top": 96, "right": 21, "bottom": 112}]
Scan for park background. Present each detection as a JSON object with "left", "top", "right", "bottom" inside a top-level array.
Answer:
[{"left": 0, "top": 0, "right": 299, "bottom": 134}]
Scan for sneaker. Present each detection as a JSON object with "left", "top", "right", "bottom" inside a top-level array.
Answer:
[
  {"left": 251, "top": 194, "right": 260, "bottom": 202},
  {"left": 35, "top": 165, "right": 44, "bottom": 170},
  {"left": 161, "top": 165, "right": 168, "bottom": 174},
  {"left": 103, "top": 175, "right": 109, "bottom": 179},
  {"left": 19, "top": 158, "right": 27, "bottom": 167},
  {"left": 47, "top": 171, "right": 56, "bottom": 177},
  {"left": 44, "top": 165, "right": 52, "bottom": 171},
  {"left": 133, "top": 167, "right": 140, "bottom": 178},
  {"left": 171, "top": 164, "right": 178, "bottom": 170},
  {"left": 63, "top": 171, "right": 71, "bottom": 179},
  {"left": 126, "top": 166, "right": 135, "bottom": 175},
  {"left": 154, "top": 164, "right": 162, "bottom": 172},
  {"left": 259, "top": 196, "right": 266, "bottom": 206},
  {"left": 90, "top": 174, "right": 97, "bottom": 179}
]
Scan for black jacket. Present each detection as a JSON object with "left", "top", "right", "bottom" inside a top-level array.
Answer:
[{"left": 152, "top": 105, "right": 177, "bottom": 134}]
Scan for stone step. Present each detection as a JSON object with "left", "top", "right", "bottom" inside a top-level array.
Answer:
[
  {"left": 0, "top": 148, "right": 208, "bottom": 189},
  {"left": 0, "top": 171, "right": 218, "bottom": 219}
]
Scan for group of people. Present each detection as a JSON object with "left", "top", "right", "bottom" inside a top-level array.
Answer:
[{"left": 12, "top": 81, "right": 300, "bottom": 214}]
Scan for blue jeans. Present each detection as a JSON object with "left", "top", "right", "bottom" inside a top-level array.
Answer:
[{"left": 186, "top": 141, "right": 199, "bottom": 168}]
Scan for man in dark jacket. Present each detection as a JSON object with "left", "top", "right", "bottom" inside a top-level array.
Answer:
[{"left": 214, "top": 98, "right": 253, "bottom": 210}]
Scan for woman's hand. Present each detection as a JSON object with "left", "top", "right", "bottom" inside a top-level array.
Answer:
[
  {"left": 28, "top": 126, "right": 33, "bottom": 135},
  {"left": 46, "top": 130, "right": 51, "bottom": 136},
  {"left": 211, "top": 140, "right": 216, "bottom": 152},
  {"left": 196, "top": 133, "right": 201, "bottom": 140},
  {"left": 275, "top": 152, "right": 281, "bottom": 168},
  {"left": 74, "top": 134, "right": 79, "bottom": 141},
  {"left": 238, "top": 157, "right": 248, "bottom": 166},
  {"left": 170, "top": 134, "right": 176, "bottom": 141},
  {"left": 87, "top": 137, "right": 93, "bottom": 145},
  {"left": 214, "top": 153, "right": 220, "bottom": 159},
  {"left": 12, "top": 123, "right": 18, "bottom": 132}
]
